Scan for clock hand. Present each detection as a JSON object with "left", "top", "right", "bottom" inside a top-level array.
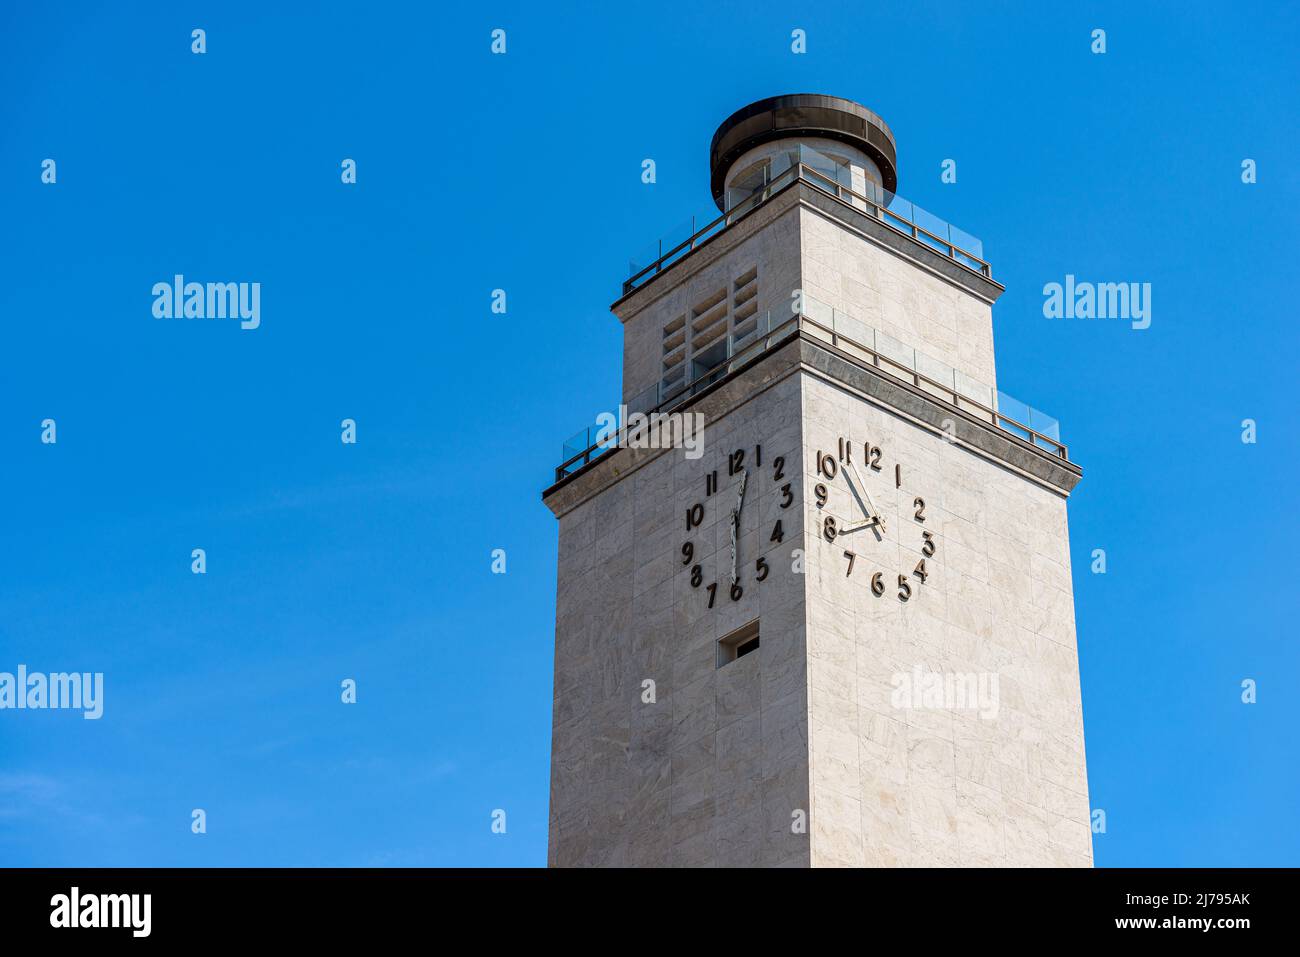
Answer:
[
  {"left": 839, "top": 460, "right": 869, "bottom": 521},
  {"left": 730, "top": 470, "right": 748, "bottom": 586},
  {"left": 837, "top": 518, "right": 875, "bottom": 533},
  {"left": 846, "top": 458, "right": 887, "bottom": 533},
  {"left": 730, "top": 514, "right": 738, "bottom": 585}
]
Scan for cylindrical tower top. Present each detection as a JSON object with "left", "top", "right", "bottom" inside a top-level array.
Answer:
[{"left": 708, "top": 93, "right": 898, "bottom": 209}]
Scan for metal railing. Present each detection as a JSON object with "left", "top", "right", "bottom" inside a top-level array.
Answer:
[
  {"left": 623, "top": 164, "right": 802, "bottom": 295},
  {"left": 797, "top": 164, "right": 990, "bottom": 277},
  {"left": 552, "top": 305, "right": 1066, "bottom": 484},
  {"left": 623, "top": 148, "right": 991, "bottom": 296},
  {"left": 555, "top": 311, "right": 801, "bottom": 481},
  {"left": 797, "top": 314, "right": 1067, "bottom": 459}
]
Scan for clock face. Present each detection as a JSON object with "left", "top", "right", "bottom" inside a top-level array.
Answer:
[
  {"left": 678, "top": 435, "right": 937, "bottom": 610},
  {"left": 812, "top": 436, "right": 935, "bottom": 603},
  {"left": 679, "top": 442, "right": 793, "bottom": 610}
]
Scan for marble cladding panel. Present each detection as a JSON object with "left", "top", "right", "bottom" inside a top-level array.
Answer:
[
  {"left": 798, "top": 373, "right": 1091, "bottom": 868},
  {"left": 550, "top": 365, "right": 1088, "bottom": 866},
  {"left": 799, "top": 208, "right": 998, "bottom": 389},
  {"left": 549, "top": 372, "right": 812, "bottom": 867}
]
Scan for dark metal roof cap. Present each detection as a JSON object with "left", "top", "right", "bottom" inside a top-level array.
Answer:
[{"left": 708, "top": 93, "right": 898, "bottom": 209}]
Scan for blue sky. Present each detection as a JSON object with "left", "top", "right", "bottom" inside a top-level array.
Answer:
[{"left": 1, "top": 1, "right": 1296, "bottom": 867}]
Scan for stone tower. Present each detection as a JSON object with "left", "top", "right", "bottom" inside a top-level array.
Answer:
[{"left": 543, "top": 94, "right": 1092, "bottom": 867}]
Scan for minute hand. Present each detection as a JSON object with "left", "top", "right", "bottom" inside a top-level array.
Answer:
[
  {"left": 846, "top": 458, "right": 886, "bottom": 533},
  {"left": 730, "top": 470, "right": 748, "bottom": 585}
]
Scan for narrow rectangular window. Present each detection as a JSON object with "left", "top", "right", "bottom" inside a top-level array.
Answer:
[{"left": 717, "top": 620, "right": 760, "bottom": 668}]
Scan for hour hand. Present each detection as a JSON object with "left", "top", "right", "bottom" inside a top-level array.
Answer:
[{"left": 837, "top": 515, "right": 884, "bottom": 536}]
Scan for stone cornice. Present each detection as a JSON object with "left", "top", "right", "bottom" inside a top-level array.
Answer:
[{"left": 543, "top": 333, "right": 1080, "bottom": 518}]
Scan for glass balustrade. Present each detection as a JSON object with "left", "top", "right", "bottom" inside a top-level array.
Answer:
[
  {"left": 556, "top": 296, "right": 1065, "bottom": 482},
  {"left": 625, "top": 142, "right": 988, "bottom": 293}
]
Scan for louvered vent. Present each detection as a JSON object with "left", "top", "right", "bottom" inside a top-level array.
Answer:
[
  {"left": 661, "top": 313, "right": 687, "bottom": 400},
  {"left": 732, "top": 267, "right": 759, "bottom": 344},
  {"left": 658, "top": 269, "right": 758, "bottom": 402}
]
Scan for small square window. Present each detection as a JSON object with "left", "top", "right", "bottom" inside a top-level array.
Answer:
[{"left": 717, "top": 620, "right": 760, "bottom": 668}]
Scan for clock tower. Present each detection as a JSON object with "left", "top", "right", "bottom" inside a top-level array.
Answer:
[{"left": 543, "top": 94, "right": 1092, "bottom": 867}]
